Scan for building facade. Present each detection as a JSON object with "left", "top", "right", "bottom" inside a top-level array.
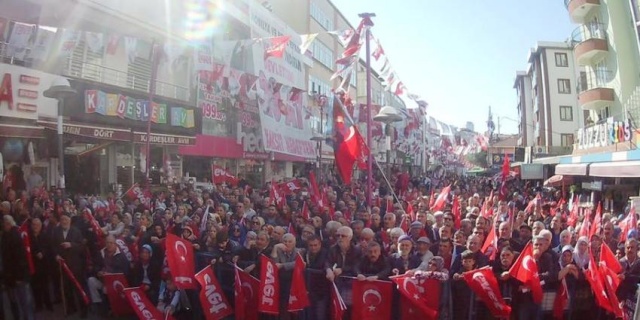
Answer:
[{"left": 516, "top": 42, "right": 582, "bottom": 159}]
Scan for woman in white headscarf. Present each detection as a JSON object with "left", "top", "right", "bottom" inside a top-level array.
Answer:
[{"left": 573, "top": 236, "right": 590, "bottom": 269}]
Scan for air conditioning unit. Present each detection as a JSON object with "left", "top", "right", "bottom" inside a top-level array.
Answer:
[{"left": 533, "top": 146, "right": 548, "bottom": 154}]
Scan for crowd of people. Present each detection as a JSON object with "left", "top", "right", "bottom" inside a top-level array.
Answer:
[{"left": 0, "top": 169, "right": 638, "bottom": 320}]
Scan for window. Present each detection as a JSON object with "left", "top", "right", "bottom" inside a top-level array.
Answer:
[
  {"left": 310, "top": 2, "right": 334, "bottom": 31},
  {"left": 308, "top": 75, "right": 331, "bottom": 96},
  {"left": 559, "top": 106, "right": 573, "bottom": 121},
  {"left": 560, "top": 134, "right": 574, "bottom": 147},
  {"left": 558, "top": 79, "right": 571, "bottom": 94},
  {"left": 555, "top": 53, "right": 568, "bottom": 67},
  {"left": 311, "top": 41, "right": 333, "bottom": 69}
]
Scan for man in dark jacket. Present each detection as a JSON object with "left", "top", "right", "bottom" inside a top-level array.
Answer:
[
  {"left": 30, "top": 217, "right": 53, "bottom": 312},
  {"left": 52, "top": 212, "right": 88, "bottom": 318},
  {"left": 304, "top": 235, "right": 329, "bottom": 320},
  {"left": 2, "top": 215, "right": 35, "bottom": 320},
  {"left": 87, "top": 235, "right": 130, "bottom": 307}
]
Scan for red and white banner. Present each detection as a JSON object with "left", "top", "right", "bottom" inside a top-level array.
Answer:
[
  {"left": 288, "top": 254, "right": 309, "bottom": 312},
  {"left": 165, "top": 233, "right": 197, "bottom": 290},
  {"left": 270, "top": 179, "right": 285, "bottom": 209},
  {"left": 124, "top": 183, "right": 151, "bottom": 206},
  {"left": 391, "top": 274, "right": 439, "bottom": 319},
  {"left": 195, "top": 266, "right": 234, "bottom": 320},
  {"left": 330, "top": 282, "right": 346, "bottom": 320},
  {"left": 278, "top": 179, "right": 304, "bottom": 195},
  {"left": 430, "top": 185, "right": 451, "bottom": 211},
  {"left": 234, "top": 266, "right": 260, "bottom": 320},
  {"left": 463, "top": 267, "right": 511, "bottom": 318},
  {"left": 18, "top": 220, "right": 35, "bottom": 275},
  {"left": 103, "top": 273, "right": 133, "bottom": 316},
  {"left": 258, "top": 255, "right": 280, "bottom": 314},
  {"left": 211, "top": 165, "right": 238, "bottom": 186},
  {"left": 124, "top": 286, "right": 174, "bottom": 320},
  {"left": 83, "top": 209, "right": 103, "bottom": 240},
  {"left": 351, "top": 280, "right": 392, "bottom": 320}
]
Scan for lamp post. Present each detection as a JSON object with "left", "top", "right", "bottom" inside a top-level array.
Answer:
[
  {"left": 310, "top": 93, "right": 327, "bottom": 183},
  {"left": 43, "top": 78, "right": 77, "bottom": 199},
  {"left": 358, "top": 12, "right": 375, "bottom": 208},
  {"left": 374, "top": 106, "right": 403, "bottom": 178}
]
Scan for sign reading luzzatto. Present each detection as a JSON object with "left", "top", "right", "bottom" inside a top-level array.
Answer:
[{"left": 575, "top": 117, "right": 633, "bottom": 150}]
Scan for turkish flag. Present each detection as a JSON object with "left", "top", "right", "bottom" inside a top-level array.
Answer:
[
  {"left": 428, "top": 189, "right": 435, "bottom": 208},
  {"left": 17, "top": 220, "right": 35, "bottom": 275},
  {"left": 195, "top": 266, "right": 234, "bottom": 320},
  {"left": 351, "top": 280, "right": 393, "bottom": 320},
  {"left": 463, "top": 267, "right": 511, "bottom": 318},
  {"left": 586, "top": 253, "right": 613, "bottom": 313},
  {"left": 400, "top": 295, "right": 429, "bottom": 320},
  {"left": 568, "top": 197, "right": 580, "bottom": 228},
  {"left": 83, "top": 208, "right": 103, "bottom": 241},
  {"left": 501, "top": 153, "right": 510, "bottom": 181},
  {"left": 600, "top": 243, "right": 623, "bottom": 274},
  {"left": 590, "top": 202, "right": 603, "bottom": 239},
  {"left": 451, "top": 197, "right": 461, "bottom": 229},
  {"left": 508, "top": 242, "right": 543, "bottom": 304},
  {"left": 301, "top": 201, "right": 310, "bottom": 220},
  {"left": 481, "top": 222, "right": 497, "bottom": 260},
  {"left": 165, "top": 233, "right": 197, "bottom": 290},
  {"left": 619, "top": 205, "right": 637, "bottom": 242},
  {"left": 579, "top": 208, "right": 592, "bottom": 239},
  {"left": 258, "top": 255, "right": 280, "bottom": 314},
  {"left": 330, "top": 282, "right": 346, "bottom": 320},
  {"left": 552, "top": 278, "right": 568, "bottom": 319},
  {"left": 124, "top": 287, "right": 174, "bottom": 320},
  {"left": 102, "top": 273, "right": 133, "bottom": 316},
  {"left": 430, "top": 185, "right": 451, "bottom": 212},
  {"left": 270, "top": 179, "right": 285, "bottom": 209},
  {"left": 264, "top": 35, "right": 291, "bottom": 60},
  {"left": 234, "top": 266, "right": 260, "bottom": 320},
  {"left": 600, "top": 265, "right": 623, "bottom": 318},
  {"left": 391, "top": 274, "right": 439, "bottom": 319},
  {"left": 288, "top": 254, "right": 310, "bottom": 312}
]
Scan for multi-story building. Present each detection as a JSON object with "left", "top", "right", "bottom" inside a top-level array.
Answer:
[
  {"left": 515, "top": 42, "right": 582, "bottom": 159},
  {"left": 544, "top": 1, "right": 640, "bottom": 212},
  {"left": 1, "top": 0, "right": 199, "bottom": 194}
]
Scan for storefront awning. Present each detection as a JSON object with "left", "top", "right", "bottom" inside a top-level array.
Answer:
[
  {"left": 555, "top": 163, "right": 589, "bottom": 176},
  {"left": 0, "top": 124, "right": 44, "bottom": 139},
  {"left": 39, "top": 120, "right": 132, "bottom": 141},
  {"left": 589, "top": 161, "right": 640, "bottom": 178}
]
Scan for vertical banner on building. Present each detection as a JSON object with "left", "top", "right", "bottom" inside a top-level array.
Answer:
[
  {"left": 229, "top": 69, "right": 268, "bottom": 159},
  {"left": 198, "top": 61, "right": 230, "bottom": 136},
  {"left": 247, "top": 2, "right": 314, "bottom": 158}
]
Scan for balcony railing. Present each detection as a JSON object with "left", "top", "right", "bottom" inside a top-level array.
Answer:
[
  {"left": 578, "top": 70, "right": 611, "bottom": 92},
  {"left": 0, "top": 42, "right": 191, "bottom": 102},
  {"left": 571, "top": 22, "right": 607, "bottom": 44}
]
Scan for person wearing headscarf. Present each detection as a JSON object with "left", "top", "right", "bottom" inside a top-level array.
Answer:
[{"left": 573, "top": 236, "right": 590, "bottom": 269}]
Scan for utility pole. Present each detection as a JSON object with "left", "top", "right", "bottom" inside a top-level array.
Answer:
[{"left": 359, "top": 12, "right": 375, "bottom": 208}]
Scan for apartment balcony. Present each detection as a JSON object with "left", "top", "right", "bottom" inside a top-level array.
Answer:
[
  {"left": 0, "top": 41, "right": 191, "bottom": 102},
  {"left": 565, "top": 0, "right": 601, "bottom": 24},
  {"left": 572, "top": 23, "right": 608, "bottom": 65},
  {"left": 577, "top": 70, "right": 615, "bottom": 110}
]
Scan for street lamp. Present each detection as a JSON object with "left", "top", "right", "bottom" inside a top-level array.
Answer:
[
  {"left": 374, "top": 106, "right": 403, "bottom": 177},
  {"left": 43, "top": 78, "right": 76, "bottom": 199},
  {"left": 309, "top": 92, "right": 327, "bottom": 183}
]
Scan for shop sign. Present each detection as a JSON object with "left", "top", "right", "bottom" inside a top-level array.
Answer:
[
  {"left": 237, "top": 122, "right": 268, "bottom": 159},
  {"left": 39, "top": 121, "right": 131, "bottom": 141},
  {"left": 520, "top": 164, "right": 543, "bottom": 180},
  {"left": 134, "top": 132, "right": 195, "bottom": 146},
  {"left": 0, "top": 64, "right": 67, "bottom": 120},
  {"left": 581, "top": 181, "right": 603, "bottom": 191},
  {"left": 575, "top": 118, "right": 633, "bottom": 150},
  {"left": 84, "top": 90, "right": 195, "bottom": 128}
]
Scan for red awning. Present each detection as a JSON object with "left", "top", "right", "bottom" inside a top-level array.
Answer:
[
  {"left": 544, "top": 175, "right": 573, "bottom": 187},
  {"left": 0, "top": 124, "right": 44, "bottom": 139}
]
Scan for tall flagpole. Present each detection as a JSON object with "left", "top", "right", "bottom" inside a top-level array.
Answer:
[{"left": 359, "top": 12, "right": 375, "bottom": 208}]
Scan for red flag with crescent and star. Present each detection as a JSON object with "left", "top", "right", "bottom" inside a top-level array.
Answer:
[
  {"left": 234, "top": 266, "right": 259, "bottom": 320},
  {"left": 333, "top": 93, "right": 369, "bottom": 185},
  {"left": 103, "top": 273, "right": 133, "bottom": 316},
  {"left": 18, "top": 220, "right": 35, "bottom": 275},
  {"left": 391, "top": 274, "right": 439, "bottom": 319},
  {"left": 165, "top": 233, "right": 197, "bottom": 290},
  {"left": 351, "top": 279, "right": 392, "bottom": 320},
  {"left": 508, "top": 242, "right": 543, "bottom": 303}
]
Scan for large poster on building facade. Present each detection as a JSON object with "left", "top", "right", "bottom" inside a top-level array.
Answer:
[
  {"left": 247, "top": 2, "right": 314, "bottom": 158},
  {"left": 228, "top": 68, "right": 268, "bottom": 159},
  {"left": 393, "top": 108, "right": 423, "bottom": 156}
]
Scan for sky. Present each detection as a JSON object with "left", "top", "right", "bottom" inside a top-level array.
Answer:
[{"left": 333, "top": 0, "right": 575, "bottom": 134}]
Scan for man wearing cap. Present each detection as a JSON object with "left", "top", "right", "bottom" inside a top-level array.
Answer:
[
  {"left": 131, "top": 244, "right": 162, "bottom": 305},
  {"left": 408, "top": 221, "right": 424, "bottom": 242},
  {"left": 388, "top": 235, "right": 421, "bottom": 275},
  {"left": 412, "top": 237, "right": 435, "bottom": 271},
  {"left": 87, "top": 235, "right": 130, "bottom": 312}
]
